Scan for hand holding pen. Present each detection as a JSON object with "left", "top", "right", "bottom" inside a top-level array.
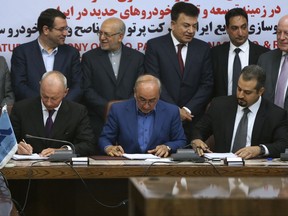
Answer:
[
  {"left": 191, "top": 139, "right": 212, "bottom": 156},
  {"left": 17, "top": 139, "right": 33, "bottom": 155}
]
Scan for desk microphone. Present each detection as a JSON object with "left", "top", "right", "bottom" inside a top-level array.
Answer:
[{"left": 25, "top": 134, "right": 77, "bottom": 162}]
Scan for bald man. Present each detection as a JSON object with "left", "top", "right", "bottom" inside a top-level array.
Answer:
[
  {"left": 99, "top": 74, "right": 186, "bottom": 158},
  {"left": 82, "top": 17, "right": 144, "bottom": 143},
  {"left": 10, "top": 71, "right": 96, "bottom": 157},
  {"left": 258, "top": 15, "right": 288, "bottom": 111}
]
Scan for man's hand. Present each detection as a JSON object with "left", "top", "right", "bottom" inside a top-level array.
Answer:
[
  {"left": 191, "top": 139, "right": 212, "bottom": 156},
  {"left": 179, "top": 108, "right": 193, "bottom": 121},
  {"left": 17, "top": 141, "right": 33, "bottom": 155},
  {"left": 105, "top": 145, "right": 125, "bottom": 157},
  {"left": 147, "top": 145, "right": 171, "bottom": 158},
  {"left": 235, "top": 146, "right": 261, "bottom": 159}
]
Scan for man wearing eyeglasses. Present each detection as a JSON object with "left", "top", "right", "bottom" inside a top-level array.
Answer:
[
  {"left": 82, "top": 17, "right": 144, "bottom": 145},
  {"left": 11, "top": 8, "right": 82, "bottom": 102},
  {"left": 258, "top": 15, "right": 288, "bottom": 112},
  {"left": 99, "top": 74, "right": 186, "bottom": 157}
]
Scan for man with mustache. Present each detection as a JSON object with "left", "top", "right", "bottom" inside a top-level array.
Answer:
[
  {"left": 144, "top": 2, "right": 213, "bottom": 142},
  {"left": 11, "top": 8, "right": 82, "bottom": 102},
  {"left": 191, "top": 65, "right": 288, "bottom": 159},
  {"left": 211, "top": 8, "right": 269, "bottom": 97}
]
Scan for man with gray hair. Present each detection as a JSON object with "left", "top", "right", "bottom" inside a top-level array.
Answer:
[
  {"left": 99, "top": 74, "right": 186, "bottom": 158},
  {"left": 82, "top": 17, "right": 144, "bottom": 143},
  {"left": 10, "top": 71, "right": 96, "bottom": 157}
]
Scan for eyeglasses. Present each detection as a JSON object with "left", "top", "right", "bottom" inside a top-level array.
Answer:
[
  {"left": 97, "top": 31, "right": 121, "bottom": 38},
  {"left": 136, "top": 97, "right": 158, "bottom": 106},
  {"left": 52, "top": 26, "right": 70, "bottom": 32}
]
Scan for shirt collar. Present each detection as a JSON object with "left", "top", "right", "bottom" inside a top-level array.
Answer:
[
  {"left": 237, "top": 96, "right": 262, "bottom": 114},
  {"left": 230, "top": 39, "right": 249, "bottom": 53},
  {"left": 38, "top": 38, "right": 58, "bottom": 55},
  {"left": 41, "top": 100, "right": 62, "bottom": 113},
  {"left": 170, "top": 31, "right": 187, "bottom": 47}
]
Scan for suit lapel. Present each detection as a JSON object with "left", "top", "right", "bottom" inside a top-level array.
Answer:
[
  {"left": 251, "top": 99, "right": 266, "bottom": 144},
  {"left": 224, "top": 99, "right": 238, "bottom": 151},
  {"left": 30, "top": 98, "right": 46, "bottom": 137},
  {"left": 148, "top": 102, "right": 164, "bottom": 148},
  {"left": 32, "top": 40, "right": 47, "bottom": 74},
  {"left": 125, "top": 100, "right": 139, "bottom": 145},
  {"left": 50, "top": 100, "right": 69, "bottom": 138},
  {"left": 221, "top": 43, "right": 230, "bottom": 89},
  {"left": 98, "top": 49, "right": 117, "bottom": 84},
  {"left": 117, "top": 45, "right": 130, "bottom": 84},
  {"left": 163, "top": 34, "right": 183, "bottom": 79}
]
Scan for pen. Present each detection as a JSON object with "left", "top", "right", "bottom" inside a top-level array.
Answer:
[{"left": 22, "top": 139, "right": 27, "bottom": 144}]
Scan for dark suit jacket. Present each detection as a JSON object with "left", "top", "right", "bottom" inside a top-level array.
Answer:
[
  {"left": 10, "top": 97, "right": 97, "bottom": 156},
  {"left": 98, "top": 99, "right": 186, "bottom": 154},
  {"left": 257, "top": 49, "right": 288, "bottom": 111},
  {"left": 82, "top": 44, "right": 144, "bottom": 139},
  {"left": 211, "top": 40, "right": 270, "bottom": 97},
  {"left": 192, "top": 96, "right": 288, "bottom": 158},
  {"left": 11, "top": 39, "right": 82, "bottom": 102},
  {"left": 144, "top": 33, "right": 213, "bottom": 116},
  {"left": 0, "top": 56, "right": 14, "bottom": 106}
]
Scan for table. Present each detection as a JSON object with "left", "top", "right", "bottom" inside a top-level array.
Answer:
[
  {"left": 2, "top": 157, "right": 288, "bottom": 216},
  {"left": 129, "top": 176, "right": 288, "bottom": 216}
]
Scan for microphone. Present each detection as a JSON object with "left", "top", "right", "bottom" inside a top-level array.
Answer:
[
  {"left": 170, "top": 143, "right": 205, "bottom": 163},
  {"left": 25, "top": 134, "right": 77, "bottom": 162}
]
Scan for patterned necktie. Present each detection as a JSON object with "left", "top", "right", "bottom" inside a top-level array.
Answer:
[
  {"left": 232, "top": 108, "right": 250, "bottom": 153},
  {"left": 232, "top": 48, "right": 242, "bottom": 95},
  {"left": 45, "top": 109, "right": 55, "bottom": 137},
  {"left": 177, "top": 43, "right": 185, "bottom": 76},
  {"left": 274, "top": 54, "right": 288, "bottom": 108}
]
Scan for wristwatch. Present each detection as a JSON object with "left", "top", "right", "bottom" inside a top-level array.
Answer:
[{"left": 259, "top": 145, "right": 265, "bottom": 155}]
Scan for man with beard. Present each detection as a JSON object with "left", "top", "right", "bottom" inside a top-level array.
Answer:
[
  {"left": 11, "top": 8, "right": 82, "bottom": 102},
  {"left": 212, "top": 8, "right": 269, "bottom": 97},
  {"left": 191, "top": 65, "right": 288, "bottom": 159}
]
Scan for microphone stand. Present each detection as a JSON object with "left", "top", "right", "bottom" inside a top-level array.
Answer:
[{"left": 25, "top": 134, "right": 77, "bottom": 162}]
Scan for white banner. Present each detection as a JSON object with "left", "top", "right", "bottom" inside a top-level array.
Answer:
[{"left": 0, "top": 0, "right": 287, "bottom": 66}]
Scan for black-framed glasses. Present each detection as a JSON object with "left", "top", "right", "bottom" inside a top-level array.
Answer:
[
  {"left": 97, "top": 31, "right": 121, "bottom": 38},
  {"left": 52, "top": 26, "right": 70, "bottom": 32}
]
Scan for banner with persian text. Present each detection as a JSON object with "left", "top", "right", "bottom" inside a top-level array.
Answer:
[{"left": 0, "top": 0, "right": 287, "bottom": 66}]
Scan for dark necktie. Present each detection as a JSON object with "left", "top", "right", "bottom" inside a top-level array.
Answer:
[
  {"left": 45, "top": 109, "right": 55, "bottom": 137},
  {"left": 274, "top": 54, "right": 288, "bottom": 108},
  {"left": 232, "top": 108, "right": 250, "bottom": 153},
  {"left": 177, "top": 43, "right": 185, "bottom": 76},
  {"left": 232, "top": 48, "right": 242, "bottom": 95}
]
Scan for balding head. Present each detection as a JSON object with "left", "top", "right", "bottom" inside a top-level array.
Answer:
[
  {"left": 99, "top": 17, "right": 125, "bottom": 51},
  {"left": 40, "top": 71, "right": 68, "bottom": 110},
  {"left": 277, "top": 15, "right": 288, "bottom": 52},
  {"left": 134, "top": 75, "right": 161, "bottom": 113}
]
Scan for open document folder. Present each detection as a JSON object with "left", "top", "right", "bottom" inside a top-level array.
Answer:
[
  {"left": 122, "top": 153, "right": 160, "bottom": 160},
  {"left": 12, "top": 153, "right": 48, "bottom": 160},
  {"left": 204, "top": 152, "right": 239, "bottom": 160}
]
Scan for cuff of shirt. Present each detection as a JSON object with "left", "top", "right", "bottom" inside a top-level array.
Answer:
[{"left": 182, "top": 106, "right": 191, "bottom": 114}]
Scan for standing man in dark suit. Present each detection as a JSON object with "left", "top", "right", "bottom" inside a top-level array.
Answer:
[
  {"left": 144, "top": 2, "right": 213, "bottom": 141},
  {"left": 10, "top": 71, "right": 96, "bottom": 157},
  {"left": 212, "top": 8, "right": 269, "bottom": 97},
  {"left": 0, "top": 56, "right": 14, "bottom": 107},
  {"left": 11, "top": 8, "right": 82, "bottom": 102},
  {"left": 191, "top": 65, "right": 288, "bottom": 159},
  {"left": 99, "top": 75, "right": 186, "bottom": 157},
  {"left": 258, "top": 15, "right": 288, "bottom": 111},
  {"left": 82, "top": 17, "right": 144, "bottom": 142}
]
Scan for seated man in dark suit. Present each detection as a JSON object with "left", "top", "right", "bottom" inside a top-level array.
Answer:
[
  {"left": 11, "top": 8, "right": 82, "bottom": 102},
  {"left": 99, "top": 74, "right": 186, "bottom": 157},
  {"left": 10, "top": 71, "right": 96, "bottom": 157},
  {"left": 191, "top": 65, "right": 288, "bottom": 159}
]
